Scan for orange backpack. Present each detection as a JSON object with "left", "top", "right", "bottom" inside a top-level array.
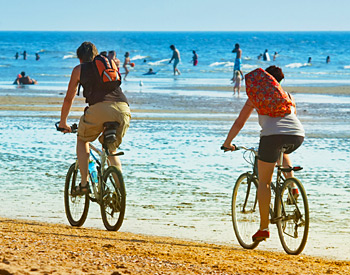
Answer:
[
  {"left": 77, "top": 55, "right": 121, "bottom": 97},
  {"left": 94, "top": 55, "right": 121, "bottom": 84},
  {"left": 245, "top": 68, "right": 294, "bottom": 117}
]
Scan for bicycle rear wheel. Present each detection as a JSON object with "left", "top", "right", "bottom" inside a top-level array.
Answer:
[
  {"left": 100, "top": 166, "right": 126, "bottom": 231},
  {"left": 232, "top": 172, "right": 260, "bottom": 249},
  {"left": 64, "top": 163, "right": 90, "bottom": 227},
  {"left": 276, "top": 177, "right": 309, "bottom": 255}
]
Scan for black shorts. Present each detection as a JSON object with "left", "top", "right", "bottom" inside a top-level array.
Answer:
[{"left": 258, "top": 135, "right": 304, "bottom": 163}]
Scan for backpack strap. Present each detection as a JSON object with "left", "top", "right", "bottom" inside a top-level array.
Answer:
[{"left": 77, "top": 83, "right": 81, "bottom": 96}]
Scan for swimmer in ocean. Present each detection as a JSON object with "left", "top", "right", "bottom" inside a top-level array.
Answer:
[{"left": 13, "top": 71, "right": 37, "bottom": 85}]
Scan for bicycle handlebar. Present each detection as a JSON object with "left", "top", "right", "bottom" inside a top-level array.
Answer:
[
  {"left": 55, "top": 122, "right": 78, "bottom": 133},
  {"left": 221, "top": 145, "right": 256, "bottom": 152}
]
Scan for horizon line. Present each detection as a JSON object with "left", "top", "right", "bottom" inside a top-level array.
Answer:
[{"left": 1, "top": 29, "right": 350, "bottom": 32}]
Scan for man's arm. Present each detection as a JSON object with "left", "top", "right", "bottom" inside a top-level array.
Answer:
[
  {"left": 59, "top": 65, "right": 81, "bottom": 132},
  {"left": 169, "top": 51, "right": 175, "bottom": 63}
]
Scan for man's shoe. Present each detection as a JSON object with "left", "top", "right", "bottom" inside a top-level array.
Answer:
[{"left": 252, "top": 229, "right": 270, "bottom": 242}]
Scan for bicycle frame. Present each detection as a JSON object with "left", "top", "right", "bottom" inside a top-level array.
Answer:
[
  {"left": 240, "top": 146, "right": 288, "bottom": 224},
  {"left": 88, "top": 143, "right": 108, "bottom": 203}
]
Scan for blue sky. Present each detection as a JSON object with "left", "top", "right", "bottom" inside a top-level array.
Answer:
[{"left": 1, "top": 0, "right": 349, "bottom": 31}]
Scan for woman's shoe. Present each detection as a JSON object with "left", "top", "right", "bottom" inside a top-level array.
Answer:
[{"left": 252, "top": 229, "right": 270, "bottom": 242}]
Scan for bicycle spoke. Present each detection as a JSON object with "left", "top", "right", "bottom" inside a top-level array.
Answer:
[
  {"left": 232, "top": 173, "right": 260, "bottom": 249},
  {"left": 64, "top": 163, "right": 89, "bottom": 227},
  {"left": 100, "top": 166, "right": 126, "bottom": 231},
  {"left": 277, "top": 177, "right": 309, "bottom": 255}
]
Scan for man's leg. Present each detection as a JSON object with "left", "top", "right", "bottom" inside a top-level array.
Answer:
[{"left": 77, "top": 136, "right": 90, "bottom": 185}]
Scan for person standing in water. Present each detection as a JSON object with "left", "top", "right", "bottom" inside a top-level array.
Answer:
[
  {"left": 123, "top": 52, "right": 131, "bottom": 80},
  {"left": 263, "top": 49, "right": 270, "bottom": 61},
  {"left": 232, "top": 43, "right": 243, "bottom": 81},
  {"left": 169, "top": 45, "right": 181, "bottom": 75},
  {"left": 192, "top": 50, "right": 198, "bottom": 66},
  {"left": 108, "top": 50, "right": 121, "bottom": 69}
]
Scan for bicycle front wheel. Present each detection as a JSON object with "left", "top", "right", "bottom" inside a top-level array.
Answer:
[
  {"left": 232, "top": 172, "right": 260, "bottom": 249},
  {"left": 64, "top": 163, "right": 90, "bottom": 227},
  {"left": 100, "top": 166, "right": 126, "bottom": 231},
  {"left": 276, "top": 177, "right": 309, "bottom": 255}
]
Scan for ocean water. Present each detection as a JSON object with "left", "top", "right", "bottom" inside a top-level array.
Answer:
[
  {"left": 0, "top": 32, "right": 350, "bottom": 260},
  {"left": 1, "top": 31, "right": 350, "bottom": 88}
]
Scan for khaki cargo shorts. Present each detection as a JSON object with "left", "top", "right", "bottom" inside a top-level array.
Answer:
[{"left": 78, "top": 101, "right": 131, "bottom": 151}]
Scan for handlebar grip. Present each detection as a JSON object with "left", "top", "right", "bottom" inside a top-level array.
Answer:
[
  {"left": 221, "top": 144, "right": 238, "bottom": 151},
  {"left": 55, "top": 122, "right": 78, "bottom": 133}
]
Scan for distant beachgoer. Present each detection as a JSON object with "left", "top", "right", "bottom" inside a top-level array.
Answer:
[
  {"left": 13, "top": 71, "right": 37, "bottom": 85},
  {"left": 192, "top": 50, "right": 198, "bottom": 66},
  {"left": 143, "top": 68, "right": 157, "bottom": 75},
  {"left": 257, "top": 53, "right": 263, "bottom": 60},
  {"left": 23, "top": 51, "right": 27, "bottom": 60},
  {"left": 232, "top": 70, "right": 242, "bottom": 95},
  {"left": 123, "top": 52, "right": 131, "bottom": 80},
  {"left": 232, "top": 43, "right": 243, "bottom": 79},
  {"left": 100, "top": 51, "right": 107, "bottom": 57},
  {"left": 35, "top": 53, "right": 40, "bottom": 61},
  {"left": 169, "top": 45, "right": 181, "bottom": 75},
  {"left": 308, "top": 57, "right": 312, "bottom": 64},
  {"left": 15, "top": 52, "right": 19, "bottom": 59},
  {"left": 108, "top": 50, "right": 121, "bottom": 69},
  {"left": 326, "top": 56, "right": 330, "bottom": 63},
  {"left": 263, "top": 49, "right": 270, "bottom": 61},
  {"left": 273, "top": 51, "right": 278, "bottom": 61}
]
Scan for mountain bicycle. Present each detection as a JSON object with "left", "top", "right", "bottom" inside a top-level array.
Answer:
[
  {"left": 56, "top": 122, "right": 126, "bottom": 231},
  {"left": 222, "top": 144, "right": 309, "bottom": 255}
]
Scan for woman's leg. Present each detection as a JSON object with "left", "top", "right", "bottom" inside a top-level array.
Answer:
[{"left": 257, "top": 159, "right": 276, "bottom": 230}]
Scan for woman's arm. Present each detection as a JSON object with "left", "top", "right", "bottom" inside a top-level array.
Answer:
[{"left": 222, "top": 99, "right": 255, "bottom": 150}]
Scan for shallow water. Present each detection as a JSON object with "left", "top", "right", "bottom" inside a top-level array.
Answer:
[{"left": 0, "top": 83, "right": 349, "bottom": 260}]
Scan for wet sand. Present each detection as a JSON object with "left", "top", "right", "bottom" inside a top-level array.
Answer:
[
  {"left": 0, "top": 85, "right": 349, "bottom": 114},
  {"left": 164, "top": 85, "right": 350, "bottom": 95},
  {"left": 0, "top": 218, "right": 349, "bottom": 275}
]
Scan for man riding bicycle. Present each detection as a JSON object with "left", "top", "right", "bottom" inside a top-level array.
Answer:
[{"left": 59, "top": 41, "right": 131, "bottom": 195}]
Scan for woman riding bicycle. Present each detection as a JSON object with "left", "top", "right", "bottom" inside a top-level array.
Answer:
[
  {"left": 59, "top": 42, "right": 131, "bottom": 195},
  {"left": 222, "top": 66, "right": 305, "bottom": 242}
]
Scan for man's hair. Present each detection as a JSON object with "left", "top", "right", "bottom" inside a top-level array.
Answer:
[
  {"left": 265, "top": 65, "right": 284, "bottom": 83},
  {"left": 76, "top": 41, "right": 98, "bottom": 62},
  {"left": 235, "top": 43, "right": 239, "bottom": 48},
  {"left": 170, "top": 45, "right": 175, "bottom": 50},
  {"left": 20, "top": 71, "right": 25, "bottom": 77}
]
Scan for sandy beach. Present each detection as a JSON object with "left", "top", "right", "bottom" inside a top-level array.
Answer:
[{"left": 0, "top": 217, "right": 349, "bottom": 275}]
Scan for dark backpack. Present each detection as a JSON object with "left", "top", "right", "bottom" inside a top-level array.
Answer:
[{"left": 77, "top": 55, "right": 121, "bottom": 96}]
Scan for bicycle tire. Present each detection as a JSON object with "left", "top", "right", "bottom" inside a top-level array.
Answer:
[
  {"left": 232, "top": 172, "right": 260, "bottom": 249},
  {"left": 276, "top": 177, "right": 309, "bottom": 255},
  {"left": 64, "top": 163, "right": 90, "bottom": 227},
  {"left": 100, "top": 166, "right": 126, "bottom": 231}
]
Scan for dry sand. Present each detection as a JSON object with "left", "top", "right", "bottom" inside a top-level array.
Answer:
[{"left": 0, "top": 218, "right": 349, "bottom": 275}]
